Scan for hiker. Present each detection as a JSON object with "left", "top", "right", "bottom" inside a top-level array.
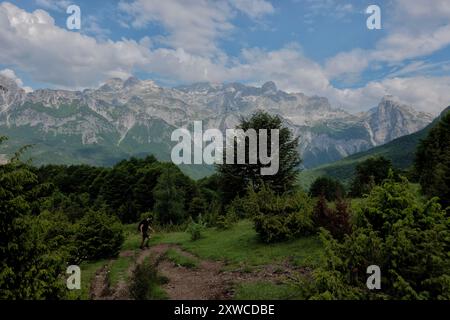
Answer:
[{"left": 138, "top": 217, "right": 154, "bottom": 249}]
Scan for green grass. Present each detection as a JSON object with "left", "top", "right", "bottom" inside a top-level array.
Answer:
[
  {"left": 108, "top": 255, "right": 135, "bottom": 287},
  {"left": 150, "top": 220, "right": 324, "bottom": 269},
  {"left": 150, "top": 283, "right": 169, "bottom": 300},
  {"left": 66, "top": 259, "right": 109, "bottom": 300},
  {"left": 234, "top": 281, "right": 303, "bottom": 300},
  {"left": 165, "top": 248, "right": 199, "bottom": 269}
]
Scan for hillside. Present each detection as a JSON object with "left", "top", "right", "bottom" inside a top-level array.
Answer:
[{"left": 299, "top": 106, "right": 450, "bottom": 188}]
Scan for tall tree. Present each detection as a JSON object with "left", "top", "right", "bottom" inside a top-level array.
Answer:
[
  {"left": 153, "top": 166, "right": 186, "bottom": 225},
  {"left": 350, "top": 156, "right": 393, "bottom": 197},
  {"left": 309, "top": 176, "right": 346, "bottom": 201},
  {"left": 0, "top": 137, "right": 65, "bottom": 299},
  {"left": 217, "top": 111, "right": 301, "bottom": 205},
  {"left": 414, "top": 109, "right": 450, "bottom": 208}
]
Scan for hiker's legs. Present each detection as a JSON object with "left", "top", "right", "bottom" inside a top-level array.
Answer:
[
  {"left": 144, "top": 236, "right": 150, "bottom": 248},
  {"left": 140, "top": 234, "right": 149, "bottom": 249}
]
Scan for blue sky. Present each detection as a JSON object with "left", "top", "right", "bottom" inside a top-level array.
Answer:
[{"left": 1, "top": 0, "right": 450, "bottom": 114}]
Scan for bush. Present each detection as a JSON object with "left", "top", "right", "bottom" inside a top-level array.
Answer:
[
  {"left": 74, "top": 209, "right": 124, "bottom": 261},
  {"left": 0, "top": 158, "right": 66, "bottom": 299},
  {"left": 250, "top": 186, "right": 315, "bottom": 243},
  {"left": 215, "top": 214, "right": 235, "bottom": 230},
  {"left": 186, "top": 217, "right": 206, "bottom": 241},
  {"left": 301, "top": 175, "right": 450, "bottom": 300},
  {"left": 129, "top": 259, "right": 164, "bottom": 300},
  {"left": 313, "top": 195, "right": 352, "bottom": 241}
]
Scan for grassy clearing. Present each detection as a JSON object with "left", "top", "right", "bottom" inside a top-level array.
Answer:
[
  {"left": 150, "top": 220, "right": 324, "bottom": 269},
  {"left": 165, "top": 248, "right": 199, "bottom": 269},
  {"left": 234, "top": 281, "right": 302, "bottom": 300}
]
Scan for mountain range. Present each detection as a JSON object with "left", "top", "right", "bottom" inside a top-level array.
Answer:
[
  {"left": 298, "top": 106, "right": 450, "bottom": 188},
  {"left": 0, "top": 75, "right": 434, "bottom": 177}
]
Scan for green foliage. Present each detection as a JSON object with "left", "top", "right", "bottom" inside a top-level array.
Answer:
[
  {"left": 217, "top": 111, "right": 301, "bottom": 205},
  {"left": 0, "top": 140, "right": 66, "bottom": 299},
  {"left": 247, "top": 185, "right": 315, "bottom": 243},
  {"left": 186, "top": 217, "right": 207, "bottom": 241},
  {"left": 188, "top": 196, "right": 207, "bottom": 218},
  {"left": 74, "top": 209, "right": 124, "bottom": 262},
  {"left": 414, "top": 109, "right": 450, "bottom": 208},
  {"left": 153, "top": 167, "right": 186, "bottom": 225},
  {"left": 350, "top": 156, "right": 393, "bottom": 197},
  {"left": 309, "top": 176, "right": 346, "bottom": 201},
  {"left": 129, "top": 259, "right": 166, "bottom": 300},
  {"left": 214, "top": 211, "right": 237, "bottom": 230},
  {"left": 301, "top": 176, "right": 450, "bottom": 300},
  {"left": 36, "top": 156, "right": 200, "bottom": 225}
]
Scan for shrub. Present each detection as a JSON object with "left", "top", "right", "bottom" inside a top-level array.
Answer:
[
  {"left": 215, "top": 211, "right": 238, "bottom": 230},
  {"left": 186, "top": 217, "right": 207, "bottom": 241},
  {"left": 74, "top": 209, "right": 124, "bottom": 262},
  {"left": 250, "top": 186, "right": 315, "bottom": 243},
  {"left": 129, "top": 259, "right": 164, "bottom": 300},
  {"left": 313, "top": 195, "right": 352, "bottom": 241},
  {"left": 0, "top": 158, "right": 66, "bottom": 299},
  {"left": 301, "top": 175, "right": 450, "bottom": 300}
]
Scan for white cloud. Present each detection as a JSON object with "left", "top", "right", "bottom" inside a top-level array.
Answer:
[
  {"left": 118, "top": 0, "right": 274, "bottom": 55},
  {"left": 395, "top": 0, "right": 450, "bottom": 21},
  {"left": 0, "top": 68, "right": 33, "bottom": 92},
  {"left": 0, "top": 2, "right": 151, "bottom": 89},
  {"left": 228, "top": 0, "right": 274, "bottom": 19},
  {"left": 326, "top": 0, "right": 450, "bottom": 80},
  {"left": 34, "top": 0, "right": 70, "bottom": 12},
  {"left": 2, "top": 2, "right": 449, "bottom": 116},
  {"left": 118, "top": 0, "right": 234, "bottom": 55},
  {"left": 326, "top": 76, "right": 450, "bottom": 115},
  {"left": 82, "top": 15, "right": 111, "bottom": 40},
  {"left": 301, "top": 0, "right": 355, "bottom": 22}
]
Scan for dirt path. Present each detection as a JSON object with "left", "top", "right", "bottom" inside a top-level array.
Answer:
[
  {"left": 90, "top": 263, "right": 112, "bottom": 300},
  {"left": 153, "top": 245, "right": 233, "bottom": 300},
  {"left": 89, "top": 244, "right": 307, "bottom": 300}
]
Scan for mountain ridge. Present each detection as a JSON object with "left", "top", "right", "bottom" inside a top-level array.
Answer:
[
  {"left": 298, "top": 106, "right": 450, "bottom": 188},
  {"left": 0, "top": 75, "right": 434, "bottom": 177}
]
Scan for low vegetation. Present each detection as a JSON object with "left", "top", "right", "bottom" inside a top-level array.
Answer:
[{"left": 1, "top": 110, "right": 450, "bottom": 300}]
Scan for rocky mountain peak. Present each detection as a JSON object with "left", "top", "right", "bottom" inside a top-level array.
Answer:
[
  {"left": 0, "top": 74, "right": 21, "bottom": 92},
  {"left": 0, "top": 74, "right": 26, "bottom": 113},
  {"left": 261, "top": 81, "right": 277, "bottom": 94},
  {"left": 99, "top": 78, "right": 126, "bottom": 92},
  {"left": 364, "top": 95, "right": 432, "bottom": 145},
  {"left": 123, "top": 76, "right": 141, "bottom": 88}
]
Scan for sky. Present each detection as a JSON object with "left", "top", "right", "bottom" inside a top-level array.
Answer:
[{"left": 1, "top": 0, "right": 450, "bottom": 114}]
